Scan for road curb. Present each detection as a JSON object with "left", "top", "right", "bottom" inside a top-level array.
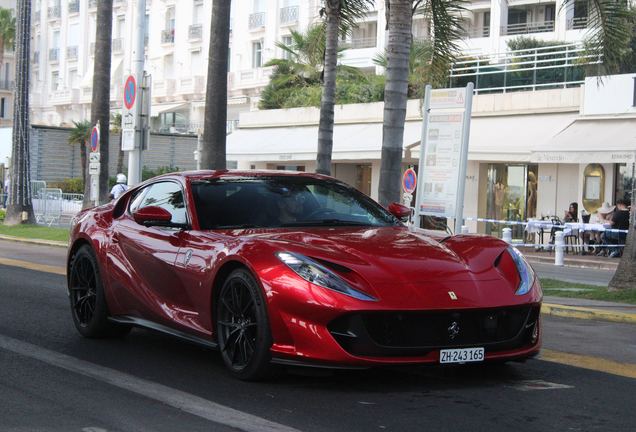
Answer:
[
  {"left": 0, "top": 234, "right": 68, "bottom": 249},
  {"left": 526, "top": 256, "right": 618, "bottom": 271},
  {"left": 542, "top": 303, "right": 636, "bottom": 325}
]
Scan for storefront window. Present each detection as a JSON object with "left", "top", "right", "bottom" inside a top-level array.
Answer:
[
  {"left": 486, "top": 164, "right": 538, "bottom": 241},
  {"left": 615, "top": 163, "right": 634, "bottom": 203}
]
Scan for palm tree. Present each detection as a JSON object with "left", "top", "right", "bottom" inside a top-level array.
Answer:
[
  {"left": 201, "top": 0, "right": 231, "bottom": 170},
  {"left": 316, "top": 0, "right": 373, "bottom": 176},
  {"left": 0, "top": 7, "right": 16, "bottom": 76},
  {"left": 87, "top": 0, "right": 114, "bottom": 208},
  {"left": 110, "top": 113, "right": 125, "bottom": 174},
  {"left": 4, "top": 0, "right": 35, "bottom": 226},
  {"left": 67, "top": 120, "right": 91, "bottom": 187}
]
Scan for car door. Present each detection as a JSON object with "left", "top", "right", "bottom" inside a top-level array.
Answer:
[{"left": 108, "top": 180, "right": 201, "bottom": 331}]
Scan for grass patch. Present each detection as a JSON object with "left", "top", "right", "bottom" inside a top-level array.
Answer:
[
  {"left": 541, "top": 278, "right": 636, "bottom": 305},
  {"left": 0, "top": 222, "right": 70, "bottom": 242}
]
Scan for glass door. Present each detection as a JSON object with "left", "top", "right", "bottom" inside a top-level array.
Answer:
[{"left": 486, "top": 164, "right": 533, "bottom": 241}]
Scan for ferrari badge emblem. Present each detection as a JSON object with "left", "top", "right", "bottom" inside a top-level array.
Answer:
[
  {"left": 448, "top": 322, "right": 460, "bottom": 339},
  {"left": 448, "top": 291, "right": 458, "bottom": 300}
]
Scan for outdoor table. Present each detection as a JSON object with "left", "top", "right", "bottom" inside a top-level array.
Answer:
[{"left": 525, "top": 219, "right": 554, "bottom": 248}]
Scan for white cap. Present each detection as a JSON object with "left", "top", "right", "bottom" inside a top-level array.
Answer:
[{"left": 116, "top": 173, "right": 127, "bottom": 184}]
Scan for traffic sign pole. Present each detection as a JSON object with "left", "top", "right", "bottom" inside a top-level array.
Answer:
[{"left": 90, "top": 124, "right": 100, "bottom": 205}]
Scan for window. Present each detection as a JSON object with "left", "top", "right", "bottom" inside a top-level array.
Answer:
[
  {"left": 164, "top": 54, "right": 174, "bottom": 79},
  {"left": 117, "top": 15, "right": 125, "bottom": 38},
  {"left": 282, "top": 36, "right": 292, "bottom": 60},
  {"left": 166, "top": 6, "right": 176, "bottom": 30},
  {"left": 69, "top": 69, "right": 78, "bottom": 88},
  {"left": 0, "top": 98, "right": 6, "bottom": 118},
  {"left": 252, "top": 41, "right": 262, "bottom": 68},
  {"left": 69, "top": 23, "right": 79, "bottom": 46},
  {"left": 254, "top": 0, "right": 266, "bottom": 13},
  {"left": 51, "top": 71, "right": 59, "bottom": 91},
  {"left": 191, "top": 50, "right": 202, "bottom": 76},
  {"left": 193, "top": 3, "right": 203, "bottom": 24},
  {"left": 130, "top": 181, "right": 187, "bottom": 226}
]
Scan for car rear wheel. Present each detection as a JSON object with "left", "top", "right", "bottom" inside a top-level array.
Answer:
[
  {"left": 69, "top": 245, "right": 130, "bottom": 338},
  {"left": 216, "top": 269, "right": 281, "bottom": 380}
]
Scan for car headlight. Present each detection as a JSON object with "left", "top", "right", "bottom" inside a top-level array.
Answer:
[
  {"left": 507, "top": 246, "right": 536, "bottom": 296},
  {"left": 275, "top": 251, "right": 378, "bottom": 301}
]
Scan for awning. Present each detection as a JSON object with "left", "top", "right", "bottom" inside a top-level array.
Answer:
[
  {"left": 410, "top": 113, "right": 576, "bottom": 162},
  {"left": 227, "top": 121, "right": 424, "bottom": 162},
  {"left": 531, "top": 117, "right": 636, "bottom": 163},
  {"left": 150, "top": 102, "right": 190, "bottom": 117}
]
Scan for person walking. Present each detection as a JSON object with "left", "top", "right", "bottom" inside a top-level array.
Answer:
[{"left": 3, "top": 174, "right": 9, "bottom": 209}]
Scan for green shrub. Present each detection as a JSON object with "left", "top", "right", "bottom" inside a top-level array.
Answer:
[
  {"left": 50, "top": 178, "right": 84, "bottom": 194},
  {"left": 0, "top": 209, "right": 5, "bottom": 220}
]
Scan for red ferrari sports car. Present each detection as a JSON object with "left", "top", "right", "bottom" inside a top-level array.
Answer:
[{"left": 67, "top": 171, "right": 542, "bottom": 380}]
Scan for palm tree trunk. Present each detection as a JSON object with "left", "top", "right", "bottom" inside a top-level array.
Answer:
[
  {"left": 378, "top": 0, "right": 412, "bottom": 207},
  {"left": 201, "top": 0, "right": 231, "bottom": 170},
  {"left": 80, "top": 139, "right": 87, "bottom": 186},
  {"left": 316, "top": 1, "right": 341, "bottom": 176},
  {"left": 0, "top": 37, "right": 5, "bottom": 78},
  {"left": 4, "top": 0, "right": 35, "bottom": 226},
  {"left": 607, "top": 226, "right": 636, "bottom": 291},
  {"left": 117, "top": 145, "right": 125, "bottom": 174},
  {"left": 89, "top": 0, "right": 113, "bottom": 207}
]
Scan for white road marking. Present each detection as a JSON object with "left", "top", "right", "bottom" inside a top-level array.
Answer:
[{"left": 0, "top": 335, "right": 301, "bottom": 432}]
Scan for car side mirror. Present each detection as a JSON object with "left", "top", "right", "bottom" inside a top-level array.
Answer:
[
  {"left": 388, "top": 203, "right": 411, "bottom": 221},
  {"left": 133, "top": 206, "right": 173, "bottom": 226}
]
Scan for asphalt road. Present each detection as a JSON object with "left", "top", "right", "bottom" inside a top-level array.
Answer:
[{"left": 1, "top": 241, "right": 635, "bottom": 431}]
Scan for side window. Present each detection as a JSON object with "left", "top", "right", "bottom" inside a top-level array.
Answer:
[{"left": 134, "top": 181, "right": 188, "bottom": 225}]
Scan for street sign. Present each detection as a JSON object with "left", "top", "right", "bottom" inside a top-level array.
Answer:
[
  {"left": 403, "top": 168, "right": 417, "bottom": 194},
  {"left": 121, "top": 128, "right": 135, "bottom": 151},
  {"left": 89, "top": 162, "right": 101, "bottom": 175},
  {"left": 91, "top": 126, "right": 99, "bottom": 152},
  {"left": 89, "top": 152, "right": 100, "bottom": 163},
  {"left": 124, "top": 75, "right": 137, "bottom": 110}
]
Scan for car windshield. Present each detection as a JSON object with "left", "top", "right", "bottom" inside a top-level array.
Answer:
[{"left": 191, "top": 176, "right": 401, "bottom": 230}]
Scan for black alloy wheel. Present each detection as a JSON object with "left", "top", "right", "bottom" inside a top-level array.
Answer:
[
  {"left": 69, "top": 245, "right": 130, "bottom": 338},
  {"left": 216, "top": 269, "right": 281, "bottom": 380}
]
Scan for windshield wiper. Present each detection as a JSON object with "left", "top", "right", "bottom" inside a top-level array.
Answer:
[
  {"left": 280, "top": 219, "right": 373, "bottom": 227},
  {"left": 215, "top": 224, "right": 269, "bottom": 229}
]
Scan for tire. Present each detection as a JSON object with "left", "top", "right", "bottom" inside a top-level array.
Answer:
[
  {"left": 69, "top": 244, "right": 130, "bottom": 338},
  {"left": 216, "top": 268, "right": 282, "bottom": 380}
]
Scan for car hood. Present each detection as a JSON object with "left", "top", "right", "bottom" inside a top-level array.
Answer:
[{"left": 233, "top": 226, "right": 507, "bottom": 284}]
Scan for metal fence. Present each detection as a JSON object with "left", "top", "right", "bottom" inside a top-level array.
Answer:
[{"left": 31, "top": 182, "right": 83, "bottom": 226}]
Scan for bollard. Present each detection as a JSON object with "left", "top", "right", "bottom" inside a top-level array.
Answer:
[
  {"left": 502, "top": 228, "right": 512, "bottom": 244},
  {"left": 554, "top": 231, "right": 564, "bottom": 266},
  {"left": 461, "top": 225, "right": 469, "bottom": 234}
]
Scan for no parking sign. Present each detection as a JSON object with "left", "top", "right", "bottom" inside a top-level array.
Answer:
[{"left": 403, "top": 168, "right": 417, "bottom": 194}]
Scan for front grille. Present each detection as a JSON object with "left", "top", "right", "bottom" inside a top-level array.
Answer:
[{"left": 328, "top": 306, "right": 539, "bottom": 358}]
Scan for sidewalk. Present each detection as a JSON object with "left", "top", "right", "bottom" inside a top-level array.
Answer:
[{"left": 1, "top": 235, "right": 634, "bottom": 325}]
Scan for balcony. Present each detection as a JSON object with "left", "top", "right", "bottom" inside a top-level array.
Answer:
[
  {"left": 249, "top": 12, "right": 265, "bottom": 30},
  {"left": 176, "top": 76, "right": 205, "bottom": 99},
  {"left": 151, "top": 122, "right": 203, "bottom": 134},
  {"left": 49, "top": 48, "right": 60, "bottom": 62},
  {"left": 502, "top": 21, "right": 555, "bottom": 36},
  {"left": 110, "top": 84, "right": 124, "bottom": 104},
  {"left": 67, "top": 46, "right": 78, "bottom": 60},
  {"left": 112, "top": 38, "right": 124, "bottom": 53},
  {"left": 466, "top": 26, "right": 490, "bottom": 38},
  {"left": 90, "top": 42, "right": 95, "bottom": 56},
  {"left": 567, "top": 17, "right": 588, "bottom": 30},
  {"left": 33, "top": 51, "right": 39, "bottom": 65},
  {"left": 34, "top": 10, "right": 40, "bottom": 24},
  {"left": 68, "top": 0, "right": 80, "bottom": 14},
  {"left": 280, "top": 5, "right": 299, "bottom": 25},
  {"left": 47, "top": 5, "right": 61, "bottom": 20},
  {"left": 0, "top": 80, "right": 15, "bottom": 91},
  {"left": 340, "top": 37, "right": 377, "bottom": 49},
  {"left": 153, "top": 79, "right": 177, "bottom": 102},
  {"left": 48, "top": 89, "right": 80, "bottom": 106},
  {"left": 144, "top": 34, "right": 149, "bottom": 47},
  {"left": 188, "top": 24, "right": 203, "bottom": 40},
  {"left": 89, "top": 0, "right": 97, "bottom": 9},
  {"left": 161, "top": 29, "right": 175, "bottom": 44}
]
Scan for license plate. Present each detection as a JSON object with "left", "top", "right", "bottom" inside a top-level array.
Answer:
[{"left": 440, "top": 347, "right": 484, "bottom": 364}]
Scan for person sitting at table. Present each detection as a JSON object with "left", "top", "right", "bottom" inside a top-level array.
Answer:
[
  {"left": 549, "top": 202, "right": 578, "bottom": 246},
  {"left": 601, "top": 199, "right": 630, "bottom": 258},
  {"left": 594, "top": 202, "right": 616, "bottom": 256}
]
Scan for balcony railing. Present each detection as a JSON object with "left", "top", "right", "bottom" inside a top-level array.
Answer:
[
  {"left": 502, "top": 21, "right": 555, "bottom": 36},
  {"left": 567, "top": 17, "right": 588, "bottom": 30},
  {"left": 33, "top": 51, "right": 39, "bottom": 65},
  {"left": 68, "top": 0, "right": 79, "bottom": 14},
  {"left": 112, "top": 38, "right": 124, "bottom": 52},
  {"left": 340, "top": 37, "right": 377, "bottom": 49},
  {"left": 90, "top": 42, "right": 95, "bottom": 55},
  {"left": 89, "top": 0, "right": 98, "bottom": 9},
  {"left": 188, "top": 24, "right": 203, "bottom": 40},
  {"left": 151, "top": 122, "right": 203, "bottom": 134},
  {"left": 67, "top": 45, "right": 78, "bottom": 60},
  {"left": 249, "top": 12, "right": 265, "bottom": 30},
  {"left": 47, "top": 5, "right": 61, "bottom": 20},
  {"left": 280, "top": 5, "right": 299, "bottom": 24},
  {"left": 449, "top": 43, "right": 602, "bottom": 94},
  {"left": 0, "top": 80, "right": 15, "bottom": 91},
  {"left": 465, "top": 26, "right": 490, "bottom": 38},
  {"left": 161, "top": 29, "right": 175, "bottom": 44},
  {"left": 49, "top": 48, "right": 60, "bottom": 62},
  {"left": 144, "top": 34, "right": 149, "bottom": 47},
  {"left": 34, "top": 10, "right": 41, "bottom": 23}
]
